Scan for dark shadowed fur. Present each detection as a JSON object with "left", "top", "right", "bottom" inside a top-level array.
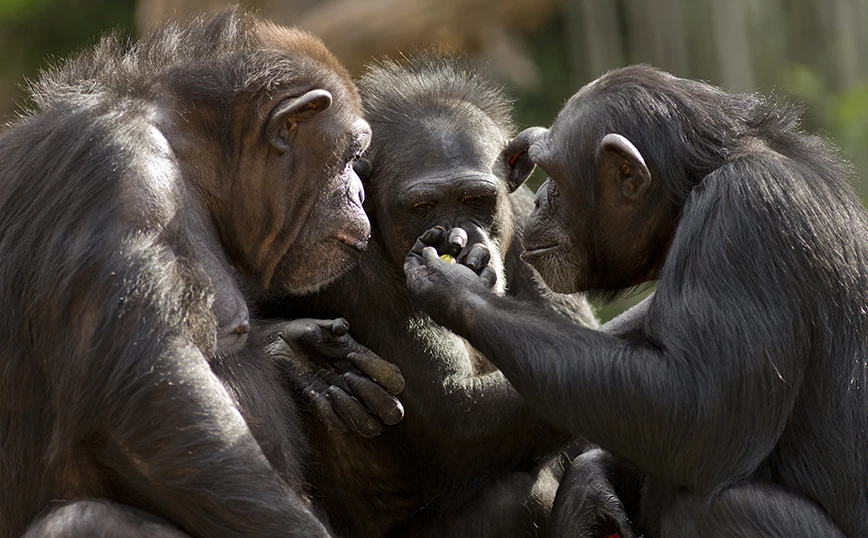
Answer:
[
  {"left": 273, "top": 54, "right": 596, "bottom": 538},
  {"left": 405, "top": 65, "right": 866, "bottom": 537},
  {"left": 1, "top": 9, "right": 371, "bottom": 538}
]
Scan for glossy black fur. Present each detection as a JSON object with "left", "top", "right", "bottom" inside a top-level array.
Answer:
[
  {"left": 276, "top": 56, "right": 597, "bottom": 537},
  {"left": 0, "top": 10, "right": 370, "bottom": 538},
  {"left": 405, "top": 66, "right": 867, "bottom": 536}
]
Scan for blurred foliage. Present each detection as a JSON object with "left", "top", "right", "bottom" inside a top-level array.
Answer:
[
  {"left": 0, "top": 0, "right": 135, "bottom": 119},
  {"left": 782, "top": 64, "right": 868, "bottom": 190}
]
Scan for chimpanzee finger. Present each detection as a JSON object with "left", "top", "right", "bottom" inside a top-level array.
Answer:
[
  {"left": 479, "top": 266, "right": 498, "bottom": 289},
  {"left": 411, "top": 226, "right": 446, "bottom": 254},
  {"left": 440, "top": 228, "right": 468, "bottom": 258},
  {"left": 318, "top": 369, "right": 353, "bottom": 394},
  {"left": 405, "top": 228, "right": 445, "bottom": 274},
  {"left": 325, "top": 386, "right": 383, "bottom": 438},
  {"left": 343, "top": 372, "right": 405, "bottom": 425},
  {"left": 606, "top": 500, "right": 637, "bottom": 538},
  {"left": 347, "top": 351, "right": 405, "bottom": 394},
  {"left": 330, "top": 318, "right": 349, "bottom": 337},
  {"left": 460, "top": 243, "right": 491, "bottom": 273},
  {"left": 305, "top": 389, "right": 350, "bottom": 434}
]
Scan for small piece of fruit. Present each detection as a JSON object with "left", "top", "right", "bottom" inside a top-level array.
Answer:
[{"left": 439, "top": 253, "right": 455, "bottom": 263}]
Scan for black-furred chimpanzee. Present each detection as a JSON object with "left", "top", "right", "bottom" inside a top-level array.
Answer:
[
  {"left": 272, "top": 55, "right": 598, "bottom": 537},
  {"left": 405, "top": 65, "right": 867, "bottom": 537},
  {"left": 0, "top": 10, "right": 403, "bottom": 538}
]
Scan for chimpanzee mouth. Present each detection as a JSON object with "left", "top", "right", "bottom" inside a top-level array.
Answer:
[
  {"left": 336, "top": 233, "right": 370, "bottom": 252},
  {"left": 521, "top": 244, "right": 561, "bottom": 261}
]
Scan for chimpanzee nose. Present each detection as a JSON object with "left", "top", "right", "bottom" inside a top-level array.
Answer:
[{"left": 347, "top": 169, "right": 365, "bottom": 206}]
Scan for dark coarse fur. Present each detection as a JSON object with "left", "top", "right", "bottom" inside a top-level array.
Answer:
[
  {"left": 0, "top": 8, "right": 369, "bottom": 538},
  {"left": 404, "top": 65, "right": 867, "bottom": 537},
  {"left": 274, "top": 54, "right": 596, "bottom": 538}
]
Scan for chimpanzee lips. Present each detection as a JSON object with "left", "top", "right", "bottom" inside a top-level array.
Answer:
[{"left": 336, "top": 232, "right": 369, "bottom": 252}]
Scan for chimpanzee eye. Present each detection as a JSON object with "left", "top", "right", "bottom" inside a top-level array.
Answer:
[
  {"left": 412, "top": 201, "right": 435, "bottom": 212},
  {"left": 462, "top": 195, "right": 481, "bottom": 205}
]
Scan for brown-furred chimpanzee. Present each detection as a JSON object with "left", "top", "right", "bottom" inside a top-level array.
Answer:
[
  {"left": 0, "top": 10, "right": 403, "bottom": 538},
  {"left": 269, "top": 55, "right": 599, "bottom": 538},
  {"left": 405, "top": 65, "right": 867, "bottom": 537}
]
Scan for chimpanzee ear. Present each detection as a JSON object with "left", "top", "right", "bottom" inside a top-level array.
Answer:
[
  {"left": 267, "top": 89, "right": 333, "bottom": 152},
  {"left": 600, "top": 133, "right": 651, "bottom": 201},
  {"left": 500, "top": 127, "right": 547, "bottom": 193}
]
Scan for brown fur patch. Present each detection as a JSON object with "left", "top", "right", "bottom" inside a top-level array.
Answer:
[{"left": 255, "top": 21, "right": 358, "bottom": 100}]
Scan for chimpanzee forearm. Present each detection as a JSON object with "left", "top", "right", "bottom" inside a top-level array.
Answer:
[
  {"left": 599, "top": 295, "right": 651, "bottom": 337},
  {"left": 428, "top": 288, "right": 799, "bottom": 494},
  {"left": 99, "top": 344, "right": 327, "bottom": 538},
  {"left": 293, "top": 248, "right": 572, "bottom": 468}
]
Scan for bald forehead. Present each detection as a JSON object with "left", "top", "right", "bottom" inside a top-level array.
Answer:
[{"left": 528, "top": 119, "right": 580, "bottom": 178}]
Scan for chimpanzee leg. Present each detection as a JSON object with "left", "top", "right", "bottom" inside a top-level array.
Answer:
[
  {"left": 24, "top": 500, "right": 190, "bottom": 538},
  {"left": 661, "top": 481, "right": 844, "bottom": 538},
  {"left": 390, "top": 466, "right": 559, "bottom": 538}
]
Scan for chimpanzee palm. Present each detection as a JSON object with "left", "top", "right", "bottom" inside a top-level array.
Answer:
[
  {"left": 405, "top": 65, "right": 866, "bottom": 537},
  {"left": 273, "top": 55, "right": 598, "bottom": 537}
]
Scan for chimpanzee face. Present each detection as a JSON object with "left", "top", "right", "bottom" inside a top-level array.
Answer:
[
  {"left": 519, "top": 95, "right": 666, "bottom": 296},
  {"left": 264, "top": 92, "right": 373, "bottom": 295},
  {"left": 208, "top": 25, "right": 374, "bottom": 295},
  {"left": 368, "top": 104, "right": 514, "bottom": 283},
  {"left": 520, "top": 120, "right": 598, "bottom": 294}
]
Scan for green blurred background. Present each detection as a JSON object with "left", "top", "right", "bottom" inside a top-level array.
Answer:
[{"left": 1, "top": 0, "right": 866, "bottom": 320}]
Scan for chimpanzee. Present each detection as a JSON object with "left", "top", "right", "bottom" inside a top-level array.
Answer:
[
  {"left": 0, "top": 10, "right": 403, "bottom": 538},
  {"left": 405, "top": 65, "right": 867, "bottom": 537},
  {"left": 271, "top": 55, "right": 598, "bottom": 537}
]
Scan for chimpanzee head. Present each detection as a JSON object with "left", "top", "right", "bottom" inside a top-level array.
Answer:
[
  {"left": 147, "top": 11, "right": 371, "bottom": 294},
  {"left": 355, "top": 54, "right": 523, "bottom": 289},
  {"left": 509, "top": 65, "right": 740, "bottom": 296}
]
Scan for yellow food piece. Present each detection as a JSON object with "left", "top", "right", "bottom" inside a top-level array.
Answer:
[{"left": 439, "top": 253, "right": 455, "bottom": 263}]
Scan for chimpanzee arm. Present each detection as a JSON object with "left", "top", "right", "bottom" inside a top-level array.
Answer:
[
  {"left": 599, "top": 295, "right": 651, "bottom": 337},
  {"left": 296, "top": 240, "right": 573, "bottom": 469},
  {"left": 405, "top": 161, "right": 808, "bottom": 494},
  {"left": 42, "top": 233, "right": 328, "bottom": 538}
]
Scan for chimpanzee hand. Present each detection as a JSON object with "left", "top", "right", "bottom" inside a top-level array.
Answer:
[
  {"left": 268, "top": 318, "right": 405, "bottom": 438},
  {"left": 404, "top": 226, "right": 497, "bottom": 328}
]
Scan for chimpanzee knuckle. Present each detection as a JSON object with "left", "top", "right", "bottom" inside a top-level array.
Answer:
[
  {"left": 309, "top": 393, "right": 350, "bottom": 433},
  {"left": 328, "top": 388, "right": 382, "bottom": 437},
  {"left": 331, "top": 317, "right": 350, "bottom": 337},
  {"left": 463, "top": 244, "right": 491, "bottom": 272},
  {"left": 342, "top": 372, "right": 404, "bottom": 424},
  {"left": 479, "top": 267, "right": 498, "bottom": 289},
  {"left": 348, "top": 352, "right": 405, "bottom": 395},
  {"left": 444, "top": 228, "right": 468, "bottom": 254},
  {"left": 355, "top": 415, "right": 383, "bottom": 438},
  {"left": 265, "top": 337, "right": 292, "bottom": 361}
]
